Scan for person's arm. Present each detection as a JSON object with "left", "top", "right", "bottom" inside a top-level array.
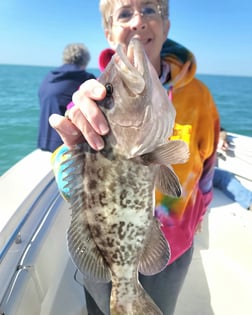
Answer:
[{"left": 198, "top": 99, "right": 220, "bottom": 210}]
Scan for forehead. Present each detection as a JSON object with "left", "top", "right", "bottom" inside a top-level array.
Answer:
[{"left": 113, "top": 0, "right": 158, "bottom": 9}]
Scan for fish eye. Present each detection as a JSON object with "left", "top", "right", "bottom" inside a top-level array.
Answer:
[{"left": 105, "top": 83, "right": 113, "bottom": 96}]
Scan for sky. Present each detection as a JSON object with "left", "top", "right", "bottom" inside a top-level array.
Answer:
[{"left": 0, "top": 0, "right": 251, "bottom": 76}]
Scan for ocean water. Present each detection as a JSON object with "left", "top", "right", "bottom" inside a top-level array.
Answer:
[{"left": 0, "top": 64, "right": 251, "bottom": 175}]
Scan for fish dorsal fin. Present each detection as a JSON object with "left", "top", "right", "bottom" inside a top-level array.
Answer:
[
  {"left": 155, "top": 165, "right": 182, "bottom": 197},
  {"left": 62, "top": 145, "right": 111, "bottom": 282},
  {"left": 140, "top": 140, "right": 189, "bottom": 165},
  {"left": 138, "top": 218, "right": 170, "bottom": 275}
]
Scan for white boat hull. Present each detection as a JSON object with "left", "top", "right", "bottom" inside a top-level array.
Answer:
[{"left": 0, "top": 133, "right": 252, "bottom": 315}]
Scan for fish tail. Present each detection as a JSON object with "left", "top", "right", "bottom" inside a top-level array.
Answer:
[
  {"left": 133, "top": 288, "right": 163, "bottom": 315},
  {"left": 110, "top": 282, "right": 163, "bottom": 315}
]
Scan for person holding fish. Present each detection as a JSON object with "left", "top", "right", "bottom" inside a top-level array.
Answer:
[{"left": 49, "top": 0, "right": 220, "bottom": 314}]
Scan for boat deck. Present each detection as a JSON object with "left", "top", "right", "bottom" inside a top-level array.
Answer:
[
  {"left": 175, "top": 187, "right": 252, "bottom": 315},
  {"left": 0, "top": 132, "right": 252, "bottom": 315}
]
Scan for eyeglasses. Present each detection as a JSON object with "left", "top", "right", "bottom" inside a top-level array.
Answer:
[{"left": 111, "top": 3, "right": 162, "bottom": 26}]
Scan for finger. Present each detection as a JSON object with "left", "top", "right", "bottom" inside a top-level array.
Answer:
[
  {"left": 73, "top": 80, "right": 109, "bottom": 135},
  {"left": 79, "top": 78, "right": 106, "bottom": 101},
  {"left": 66, "top": 106, "right": 105, "bottom": 150},
  {"left": 49, "top": 114, "right": 105, "bottom": 151},
  {"left": 49, "top": 114, "right": 83, "bottom": 148}
]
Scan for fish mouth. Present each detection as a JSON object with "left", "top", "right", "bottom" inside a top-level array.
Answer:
[
  {"left": 127, "top": 38, "right": 149, "bottom": 79},
  {"left": 114, "top": 38, "right": 147, "bottom": 95},
  {"left": 108, "top": 38, "right": 150, "bottom": 128}
]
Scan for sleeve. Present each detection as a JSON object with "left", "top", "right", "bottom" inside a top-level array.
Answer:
[
  {"left": 198, "top": 94, "right": 220, "bottom": 209},
  {"left": 51, "top": 145, "right": 72, "bottom": 201}
]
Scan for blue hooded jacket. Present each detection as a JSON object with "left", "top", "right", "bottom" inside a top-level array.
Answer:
[{"left": 37, "top": 64, "right": 96, "bottom": 152}]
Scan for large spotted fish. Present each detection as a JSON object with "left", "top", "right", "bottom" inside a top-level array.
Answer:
[{"left": 62, "top": 38, "right": 188, "bottom": 315}]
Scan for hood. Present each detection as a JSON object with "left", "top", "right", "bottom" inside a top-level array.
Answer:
[
  {"left": 49, "top": 64, "right": 87, "bottom": 83},
  {"left": 161, "top": 39, "right": 197, "bottom": 89}
]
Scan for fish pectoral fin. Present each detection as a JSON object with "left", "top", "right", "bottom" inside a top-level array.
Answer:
[
  {"left": 141, "top": 140, "right": 189, "bottom": 165},
  {"left": 155, "top": 164, "right": 182, "bottom": 197},
  {"left": 138, "top": 218, "right": 170, "bottom": 276},
  {"left": 67, "top": 216, "right": 111, "bottom": 283}
]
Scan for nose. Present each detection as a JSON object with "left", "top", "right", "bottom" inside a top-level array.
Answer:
[{"left": 129, "top": 13, "right": 147, "bottom": 30}]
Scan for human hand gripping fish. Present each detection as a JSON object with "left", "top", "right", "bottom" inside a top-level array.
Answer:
[
  {"left": 49, "top": 79, "right": 109, "bottom": 150},
  {"left": 50, "top": 38, "right": 189, "bottom": 315}
]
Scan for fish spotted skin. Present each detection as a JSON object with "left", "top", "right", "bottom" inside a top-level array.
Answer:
[
  {"left": 62, "top": 38, "right": 189, "bottom": 315},
  {"left": 65, "top": 146, "right": 168, "bottom": 315}
]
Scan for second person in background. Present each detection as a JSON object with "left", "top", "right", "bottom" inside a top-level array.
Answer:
[{"left": 37, "top": 43, "right": 96, "bottom": 152}]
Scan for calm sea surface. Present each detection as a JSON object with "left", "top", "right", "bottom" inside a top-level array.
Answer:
[{"left": 0, "top": 64, "right": 251, "bottom": 175}]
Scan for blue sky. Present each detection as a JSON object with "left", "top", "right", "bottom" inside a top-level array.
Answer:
[{"left": 0, "top": 0, "right": 251, "bottom": 76}]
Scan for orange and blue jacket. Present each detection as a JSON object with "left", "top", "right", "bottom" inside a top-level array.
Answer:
[{"left": 156, "top": 39, "right": 220, "bottom": 263}]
